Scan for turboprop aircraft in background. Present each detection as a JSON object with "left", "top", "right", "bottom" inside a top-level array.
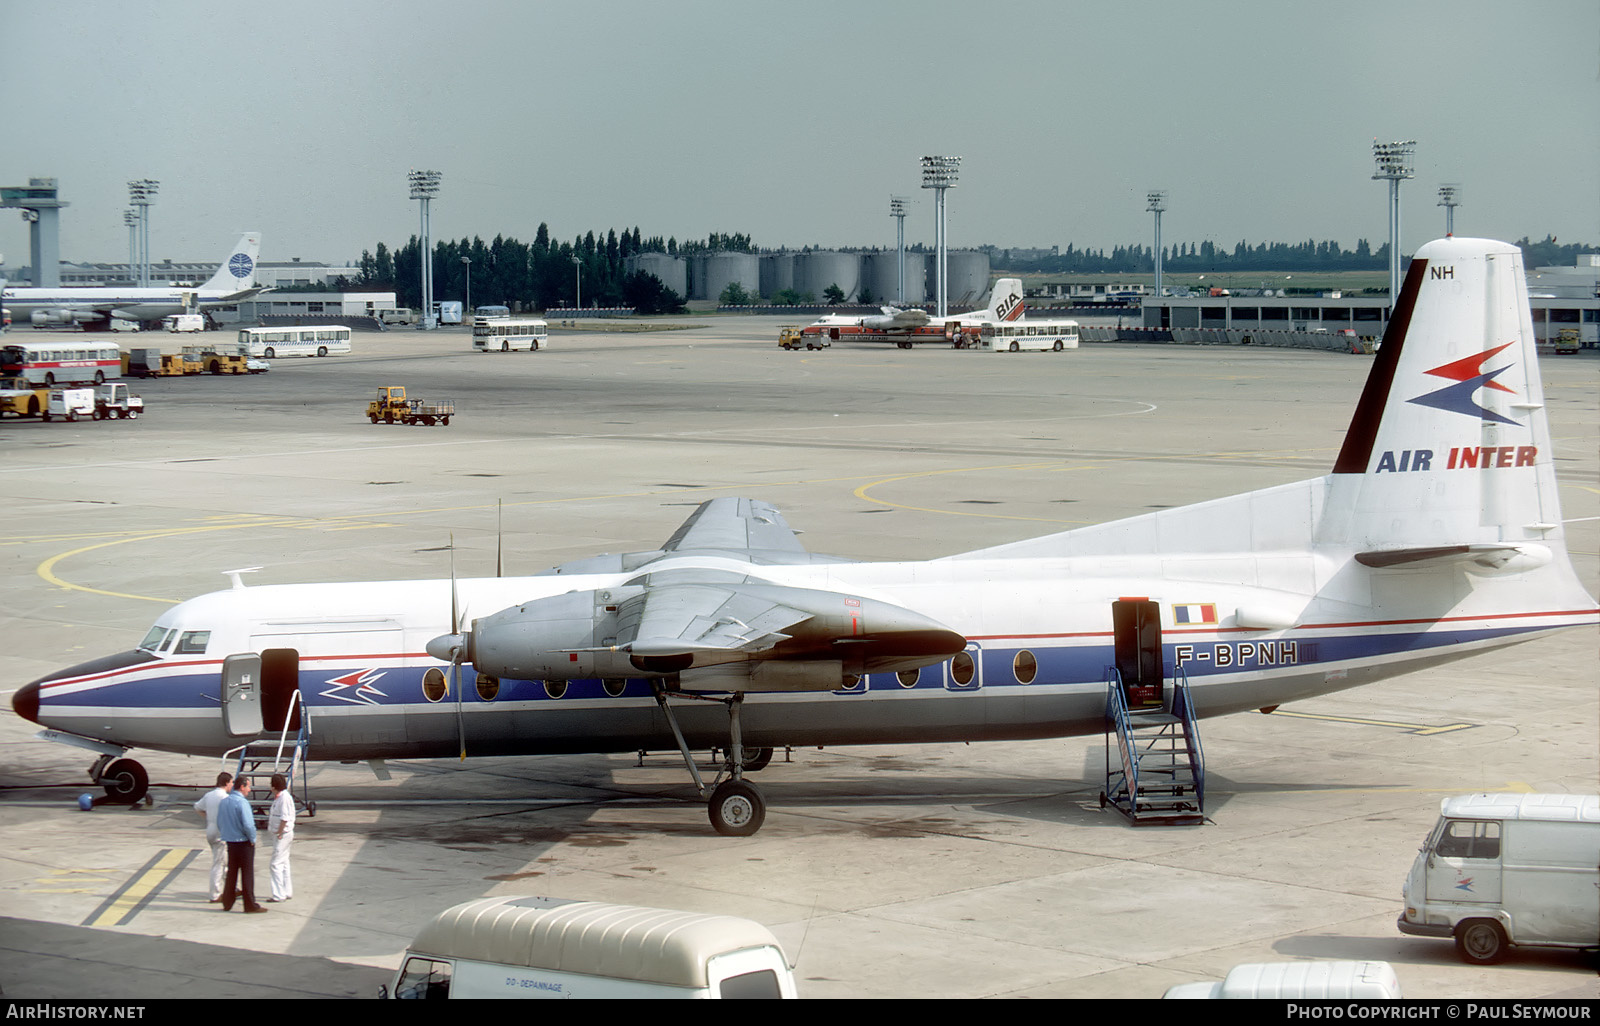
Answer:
[
  {"left": 13, "top": 238, "right": 1596, "bottom": 835},
  {"left": 2, "top": 232, "right": 264, "bottom": 328},
  {"left": 797, "top": 276, "right": 1025, "bottom": 347}
]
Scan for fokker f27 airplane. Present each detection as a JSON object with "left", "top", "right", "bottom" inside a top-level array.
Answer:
[
  {"left": 13, "top": 237, "right": 1597, "bottom": 835},
  {"left": 2, "top": 233, "right": 264, "bottom": 328},
  {"left": 798, "top": 277, "right": 1025, "bottom": 347}
]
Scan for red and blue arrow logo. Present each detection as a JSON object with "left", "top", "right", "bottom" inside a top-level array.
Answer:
[{"left": 1408, "top": 343, "right": 1521, "bottom": 426}]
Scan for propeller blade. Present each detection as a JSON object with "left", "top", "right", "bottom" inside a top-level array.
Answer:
[{"left": 496, "top": 499, "right": 504, "bottom": 578}]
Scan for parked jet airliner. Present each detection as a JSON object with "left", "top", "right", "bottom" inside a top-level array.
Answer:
[
  {"left": 12, "top": 238, "right": 1597, "bottom": 835},
  {"left": 799, "top": 277, "right": 1025, "bottom": 347},
  {"left": 2, "top": 233, "right": 263, "bottom": 328}
]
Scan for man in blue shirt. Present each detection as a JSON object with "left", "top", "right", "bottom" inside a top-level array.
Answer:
[{"left": 217, "top": 776, "right": 267, "bottom": 913}]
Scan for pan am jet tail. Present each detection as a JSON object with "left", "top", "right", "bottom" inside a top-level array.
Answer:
[
  {"left": 198, "top": 232, "right": 262, "bottom": 298},
  {"left": 13, "top": 238, "right": 1596, "bottom": 836}
]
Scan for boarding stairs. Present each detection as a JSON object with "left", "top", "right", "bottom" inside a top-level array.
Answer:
[
  {"left": 1102, "top": 667, "right": 1205, "bottom": 825},
  {"left": 228, "top": 690, "right": 315, "bottom": 822}
]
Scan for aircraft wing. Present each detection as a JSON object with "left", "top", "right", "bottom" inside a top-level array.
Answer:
[
  {"left": 619, "top": 580, "right": 811, "bottom": 660},
  {"left": 660, "top": 497, "right": 816, "bottom": 562}
]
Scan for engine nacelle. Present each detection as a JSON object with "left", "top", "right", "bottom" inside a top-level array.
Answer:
[{"left": 453, "top": 581, "right": 966, "bottom": 687}]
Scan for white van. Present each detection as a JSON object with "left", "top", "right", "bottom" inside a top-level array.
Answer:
[
  {"left": 1398, "top": 793, "right": 1599, "bottom": 964},
  {"left": 379, "top": 308, "right": 416, "bottom": 326},
  {"left": 164, "top": 314, "right": 204, "bottom": 333},
  {"left": 383, "top": 896, "right": 797, "bottom": 999},
  {"left": 1163, "top": 960, "right": 1401, "bottom": 999}
]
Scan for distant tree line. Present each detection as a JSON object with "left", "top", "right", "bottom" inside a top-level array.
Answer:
[
  {"left": 338, "top": 224, "right": 724, "bottom": 314},
  {"left": 989, "top": 235, "right": 1595, "bottom": 275}
]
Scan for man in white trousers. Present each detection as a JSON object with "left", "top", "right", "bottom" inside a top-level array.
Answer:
[
  {"left": 193, "top": 772, "right": 232, "bottom": 902},
  {"left": 267, "top": 773, "right": 294, "bottom": 902}
]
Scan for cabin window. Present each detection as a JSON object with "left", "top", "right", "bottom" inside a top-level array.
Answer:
[
  {"left": 174, "top": 631, "right": 211, "bottom": 655},
  {"left": 543, "top": 679, "right": 566, "bottom": 700},
  {"left": 421, "top": 668, "right": 448, "bottom": 702},
  {"left": 1013, "top": 650, "right": 1038, "bottom": 685},
  {"left": 950, "top": 651, "right": 975, "bottom": 686},
  {"left": 476, "top": 675, "right": 500, "bottom": 701},
  {"left": 603, "top": 678, "right": 627, "bottom": 697},
  {"left": 896, "top": 668, "right": 919, "bottom": 688}
]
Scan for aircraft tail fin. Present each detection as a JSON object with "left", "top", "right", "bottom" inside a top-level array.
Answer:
[
  {"left": 1316, "top": 236, "right": 1566, "bottom": 558},
  {"left": 200, "top": 233, "right": 261, "bottom": 293},
  {"left": 983, "top": 278, "right": 1024, "bottom": 321}
]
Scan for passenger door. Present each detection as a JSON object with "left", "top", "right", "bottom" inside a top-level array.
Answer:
[{"left": 221, "top": 653, "right": 264, "bottom": 738}]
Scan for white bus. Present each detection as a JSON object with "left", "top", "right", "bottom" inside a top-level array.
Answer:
[
  {"left": 472, "top": 318, "right": 549, "bottom": 352},
  {"left": 0, "top": 340, "right": 122, "bottom": 385},
  {"left": 969, "top": 319, "right": 1080, "bottom": 353},
  {"left": 236, "top": 325, "right": 352, "bottom": 359}
]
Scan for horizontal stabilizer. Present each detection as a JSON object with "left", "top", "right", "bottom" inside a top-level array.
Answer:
[{"left": 1354, "top": 543, "right": 1552, "bottom": 575}]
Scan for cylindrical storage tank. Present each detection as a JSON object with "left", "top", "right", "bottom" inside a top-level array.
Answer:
[
  {"left": 944, "top": 251, "right": 991, "bottom": 309},
  {"left": 626, "top": 253, "right": 687, "bottom": 300},
  {"left": 862, "top": 251, "right": 925, "bottom": 306},
  {"left": 796, "top": 250, "right": 861, "bottom": 303},
  {"left": 761, "top": 253, "right": 796, "bottom": 298},
  {"left": 702, "top": 252, "right": 760, "bottom": 304}
]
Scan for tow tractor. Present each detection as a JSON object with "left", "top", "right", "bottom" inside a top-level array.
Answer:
[
  {"left": 366, "top": 385, "right": 455, "bottom": 426},
  {"left": 93, "top": 382, "right": 144, "bottom": 420}
]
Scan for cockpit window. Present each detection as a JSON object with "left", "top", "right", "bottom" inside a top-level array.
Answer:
[
  {"left": 139, "top": 626, "right": 177, "bottom": 653},
  {"left": 174, "top": 631, "right": 211, "bottom": 655}
]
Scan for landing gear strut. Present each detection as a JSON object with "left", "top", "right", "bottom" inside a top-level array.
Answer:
[
  {"left": 92, "top": 755, "right": 150, "bottom": 805},
  {"left": 654, "top": 686, "right": 767, "bottom": 836}
]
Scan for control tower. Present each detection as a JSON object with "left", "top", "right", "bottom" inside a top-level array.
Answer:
[{"left": 0, "top": 178, "right": 69, "bottom": 286}]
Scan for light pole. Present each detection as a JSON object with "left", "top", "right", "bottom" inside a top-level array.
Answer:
[
  {"left": 572, "top": 255, "right": 582, "bottom": 311},
  {"left": 1147, "top": 190, "right": 1167, "bottom": 297},
  {"left": 920, "top": 156, "right": 960, "bottom": 318},
  {"left": 1372, "top": 140, "right": 1415, "bottom": 305},
  {"left": 1437, "top": 184, "right": 1460, "bottom": 236},
  {"left": 408, "top": 169, "right": 442, "bottom": 328},
  {"left": 889, "top": 196, "right": 908, "bottom": 305},
  {"left": 123, "top": 210, "right": 138, "bottom": 286},
  {"left": 127, "top": 179, "right": 158, "bottom": 287},
  {"left": 462, "top": 254, "right": 472, "bottom": 315}
]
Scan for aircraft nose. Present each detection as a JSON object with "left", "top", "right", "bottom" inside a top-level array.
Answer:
[{"left": 12, "top": 681, "right": 40, "bottom": 725}]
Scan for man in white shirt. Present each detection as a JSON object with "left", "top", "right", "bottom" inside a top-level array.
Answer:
[
  {"left": 267, "top": 773, "right": 294, "bottom": 902},
  {"left": 192, "top": 772, "right": 232, "bottom": 902}
]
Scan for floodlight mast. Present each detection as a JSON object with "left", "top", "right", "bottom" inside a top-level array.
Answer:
[
  {"left": 1437, "top": 184, "right": 1460, "bottom": 236},
  {"left": 921, "top": 156, "right": 960, "bottom": 318},
  {"left": 408, "top": 169, "right": 442, "bottom": 329},
  {"left": 1147, "top": 190, "right": 1167, "bottom": 297},
  {"left": 889, "top": 196, "right": 908, "bottom": 305},
  {"left": 127, "top": 179, "right": 158, "bottom": 287},
  {"left": 123, "top": 210, "right": 138, "bottom": 285},
  {"left": 1372, "top": 140, "right": 1415, "bottom": 306}
]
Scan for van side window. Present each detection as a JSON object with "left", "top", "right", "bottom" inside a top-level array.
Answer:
[
  {"left": 1436, "top": 819, "right": 1501, "bottom": 859},
  {"left": 395, "top": 957, "right": 452, "bottom": 999}
]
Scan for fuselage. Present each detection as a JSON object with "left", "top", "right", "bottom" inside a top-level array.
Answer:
[
  {"left": 17, "top": 521, "right": 1592, "bottom": 764},
  {"left": 2, "top": 286, "right": 257, "bottom": 323}
]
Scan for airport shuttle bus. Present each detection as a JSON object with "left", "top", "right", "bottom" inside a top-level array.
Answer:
[
  {"left": 236, "top": 325, "right": 352, "bottom": 359},
  {"left": 0, "top": 340, "right": 122, "bottom": 385},
  {"left": 472, "top": 318, "right": 549, "bottom": 352},
  {"left": 967, "top": 319, "right": 1081, "bottom": 353}
]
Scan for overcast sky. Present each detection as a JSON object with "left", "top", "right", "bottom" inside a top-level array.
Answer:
[{"left": 2, "top": 0, "right": 1596, "bottom": 270}]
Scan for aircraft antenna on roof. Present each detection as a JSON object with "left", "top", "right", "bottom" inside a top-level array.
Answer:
[{"left": 222, "top": 567, "right": 262, "bottom": 590}]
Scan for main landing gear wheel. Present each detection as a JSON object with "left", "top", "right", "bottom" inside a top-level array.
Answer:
[
  {"left": 709, "top": 780, "right": 765, "bottom": 837},
  {"left": 99, "top": 758, "right": 149, "bottom": 805},
  {"left": 740, "top": 746, "right": 774, "bottom": 772}
]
